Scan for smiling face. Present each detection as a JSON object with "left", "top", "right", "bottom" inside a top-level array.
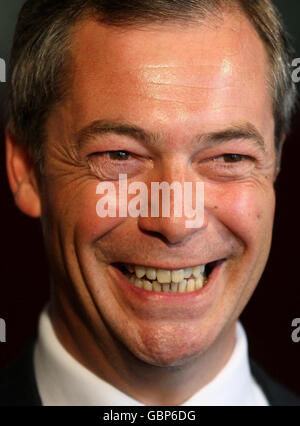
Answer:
[{"left": 38, "top": 11, "right": 276, "bottom": 368}]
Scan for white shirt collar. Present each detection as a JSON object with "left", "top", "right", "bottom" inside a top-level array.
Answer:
[{"left": 34, "top": 307, "right": 268, "bottom": 406}]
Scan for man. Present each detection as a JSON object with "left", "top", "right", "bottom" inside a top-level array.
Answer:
[{"left": 1, "top": 0, "right": 299, "bottom": 406}]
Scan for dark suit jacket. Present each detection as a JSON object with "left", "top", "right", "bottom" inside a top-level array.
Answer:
[{"left": 0, "top": 340, "right": 299, "bottom": 406}]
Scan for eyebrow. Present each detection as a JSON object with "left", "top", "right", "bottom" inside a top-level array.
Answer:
[
  {"left": 196, "top": 122, "right": 266, "bottom": 153},
  {"left": 75, "top": 120, "right": 162, "bottom": 149},
  {"left": 75, "top": 119, "right": 265, "bottom": 153}
]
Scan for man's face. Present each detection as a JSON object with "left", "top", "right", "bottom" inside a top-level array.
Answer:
[{"left": 41, "top": 12, "right": 276, "bottom": 366}]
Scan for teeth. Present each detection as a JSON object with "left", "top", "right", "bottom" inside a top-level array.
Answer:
[
  {"left": 135, "top": 265, "right": 146, "bottom": 279},
  {"left": 125, "top": 263, "right": 208, "bottom": 293},
  {"left": 183, "top": 267, "right": 193, "bottom": 279},
  {"left": 195, "top": 276, "right": 204, "bottom": 290},
  {"left": 135, "top": 278, "right": 143, "bottom": 288},
  {"left": 143, "top": 280, "right": 153, "bottom": 291},
  {"left": 171, "top": 269, "right": 184, "bottom": 283},
  {"left": 153, "top": 281, "right": 162, "bottom": 292},
  {"left": 178, "top": 280, "right": 187, "bottom": 293},
  {"left": 162, "top": 284, "right": 170, "bottom": 292},
  {"left": 186, "top": 278, "right": 195, "bottom": 292},
  {"left": 171, "top": 282, "right": 179, "bottom": 293},
  {"left": 146, "top": 267, "right": 157, "bottom": 280},
  {"left": 157, "top": 269, "right": 171, "bottom": 284},
  {"left": 192, "top": 265, "right": 204, "bottom": 278}
]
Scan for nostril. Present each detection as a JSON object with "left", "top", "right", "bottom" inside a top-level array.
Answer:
[{"left": 138, "top": 216, "right": 200, "bottom": 245}]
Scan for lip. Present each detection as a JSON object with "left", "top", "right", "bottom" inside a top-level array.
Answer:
[
  {"left": 113, "top": 259, "right": 223, "bottom": 271},
  {"left": 108, "top": 259, "right": 226, "bottom": 308}
]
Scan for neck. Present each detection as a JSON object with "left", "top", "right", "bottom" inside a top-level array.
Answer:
[{"left": 50, "top": 291, "right": 236, "bottom": 405}]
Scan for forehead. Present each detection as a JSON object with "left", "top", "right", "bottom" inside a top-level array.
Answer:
[{"left": 65, "top": 12, "right": 273, "bottom": 143}]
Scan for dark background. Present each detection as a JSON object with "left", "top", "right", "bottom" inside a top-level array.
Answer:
[{"left": 1, "top": 0, "right": 300, "bottom": 397}]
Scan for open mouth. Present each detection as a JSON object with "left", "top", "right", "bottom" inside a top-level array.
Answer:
[{"left": 114, "top": 261, "right": 223, "bottom": 294}]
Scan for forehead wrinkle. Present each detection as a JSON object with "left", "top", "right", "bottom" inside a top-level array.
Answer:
[{"left": 140, "top": 63, "right": 239, "bottom": 91}]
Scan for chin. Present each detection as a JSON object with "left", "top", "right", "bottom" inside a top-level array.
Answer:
[{"left": 122, "top": 322, "right": 219, "bottom": 368}]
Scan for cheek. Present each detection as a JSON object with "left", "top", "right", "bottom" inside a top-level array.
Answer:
[
  {"left": 75, "top": 183, "right": 125, "bottom": 243},
  {"left": 42, "top": 176, "right": 124, "bottom": 243},
  {"left": 209, "top": 183, "right": 276, "bottom": 249}
]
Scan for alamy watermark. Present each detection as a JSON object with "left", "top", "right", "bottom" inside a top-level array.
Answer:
[
  {"left": 96, "top": 174, "right": 205, "bottom": 229},
  {"left": 0, "top": 58, "right": 6, "bottom": 83},
  {"left": 0, "top": 318, "right": 6, "bottom": 343},
  {"left": 291, "top": 58, "right": 300, "bottom": 83},
  {"left": 291, "top": 318, "right": 300, "bottom": 343}
]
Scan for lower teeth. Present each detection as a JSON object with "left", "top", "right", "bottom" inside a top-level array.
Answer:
[{"left": 126, "top": 272, "right": 207, "bottom": 293}]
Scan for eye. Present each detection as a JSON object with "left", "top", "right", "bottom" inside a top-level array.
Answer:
[
  {"left": 87, "top": 150, "right": 152, "bottom": 180},
  {"left": 214, "top": 153, "right": 252, "bottom": 163},
  {"left": 105, "top": 151, "right": 131, "bottom": 161},
  {"left": 219, "top": 154, "right": 245, "bottom": 163},
  {"left": 196, "top": 152, "right": 256, "bottom": 181}
]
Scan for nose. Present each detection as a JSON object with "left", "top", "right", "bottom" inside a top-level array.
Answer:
[
  {"left": 137, "top": 170, "right": 207, "bottom": 245},
  {"left": 138, "top": 215, "right": 206, "bottom": 245}
]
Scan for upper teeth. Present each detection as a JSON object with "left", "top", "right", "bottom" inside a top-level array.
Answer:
[
  {"left": 124, "top": 264, "right": 207, "bottom": 293},
  {"left": 130, "top": 264, "right": 205, "bottom": 282}
]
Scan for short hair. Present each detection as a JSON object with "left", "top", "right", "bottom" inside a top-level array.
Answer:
[{"left": 8, "top": 0, "right": 297, "bottom": 170}]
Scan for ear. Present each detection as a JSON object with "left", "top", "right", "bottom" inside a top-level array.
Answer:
[
  {"left": 6, "top": 126, "right": 41, "bottom": 218},
  {"left": 274, "top": 134, "right": 286, "bottom": 181}
]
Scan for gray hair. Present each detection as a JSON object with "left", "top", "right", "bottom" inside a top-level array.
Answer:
[{"left": 8, "top": 0, "right": 297, "bottom": 170}]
